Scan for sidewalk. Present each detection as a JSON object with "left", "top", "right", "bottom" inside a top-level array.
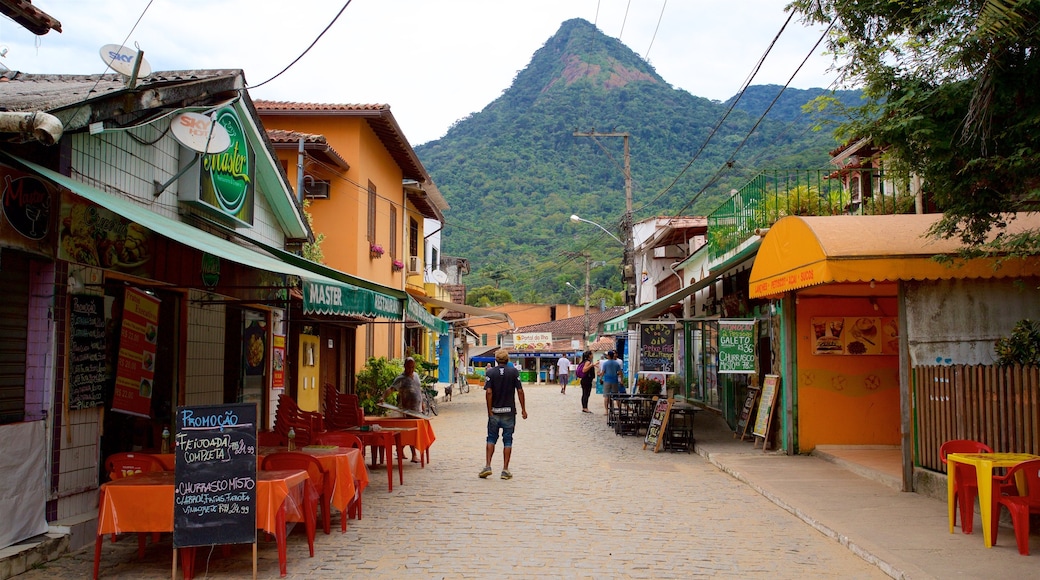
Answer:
[{"left": 690, "top": 410, "right": 1038, "bottom": 579}]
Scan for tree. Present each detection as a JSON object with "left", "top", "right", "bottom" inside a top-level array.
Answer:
[
  {"left": 791, "top": 0, "right": 1040, "bottom": 256},
  {"left": 590, "top": 288, "right": 623, "bottom": 307},
  {"left": 466, "top": 285, "right": 513, "bottom": 307}
]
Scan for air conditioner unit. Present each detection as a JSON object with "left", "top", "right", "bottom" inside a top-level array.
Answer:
[
  {"left": 407, "top": 256, "right": 421, "bottom": 274},
  {"left": 303, "top": 178, "right": 330, "bottom": 199}
]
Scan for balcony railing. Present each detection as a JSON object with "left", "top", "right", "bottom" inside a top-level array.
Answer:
[{"left": 706, "top": 168, "right": 915, "bottom": 262}]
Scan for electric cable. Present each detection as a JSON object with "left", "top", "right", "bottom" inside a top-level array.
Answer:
[{"left": 249, "top": 1, "right": 352, "bottom": 90}]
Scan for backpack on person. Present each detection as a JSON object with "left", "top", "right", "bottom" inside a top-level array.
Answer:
[{"left": 575, "top": 361, "right": 585, "bottom": 379}]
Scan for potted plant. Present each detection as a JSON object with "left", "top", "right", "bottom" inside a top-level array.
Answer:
[
  {"left": 354, "top": 356, "right": 402, "bottom": 415},
  {"left": 465, "top": 372, "right": 484, "bottom": 386},
  {"left": 369, "top": 243, "right": 384, "bottom": 258},
  {"left": 636, "top": 376, "right": 663, "bottom": 395},
  {"left": 391, "top": 259, "right": 405, "bottom": 271}
]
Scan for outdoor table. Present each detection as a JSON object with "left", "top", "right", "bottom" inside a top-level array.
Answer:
[
  {"left": 92, "top": 469, "right": 315, "bottom": 579},
  {"left": 363, "top": 416, "right": 436, "bottom": 466},
  {"left": 259, "top": 445, "right": 369, "bottom": 532},
  {"left": 344, "top": 426, "right": 413, "bottom": 491},
  {"left": 946, "top": 452, "right": 1040, "bottom": 547}
]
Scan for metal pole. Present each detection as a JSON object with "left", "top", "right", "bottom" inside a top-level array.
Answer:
[{"left": 584, "top": 252, "right": 591, "bottom": 348}]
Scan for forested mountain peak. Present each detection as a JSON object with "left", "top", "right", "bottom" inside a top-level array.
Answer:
[{"left": 416, "top": 19, "right": 855, "bottom": 305}]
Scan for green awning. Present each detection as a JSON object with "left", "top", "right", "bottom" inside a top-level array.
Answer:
[
  {"left": 3, "top": 152, "right": 403, "bottom": 319},
  {"left": 407, "top": 296, "right": 450, "bottom": 334},
  {"left": 601, "top": 275, "right": 715, "bottom": 334}
]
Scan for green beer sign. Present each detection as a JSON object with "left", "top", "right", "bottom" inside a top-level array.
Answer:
[{"left": 200, "top": 107, "right": 254, "bottom": 226}]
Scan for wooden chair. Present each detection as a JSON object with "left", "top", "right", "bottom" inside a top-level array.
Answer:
[
  {"left": 261, "top": 451, "right": 333, "bottom": 535},
  {"left": 103, "top": 453, "right": 166, "bottom": 558},
  {"left": 313, "top": 432, "right": 364, "bottom": 522},
  {"left": 991, "top": 458, "right": 1040, "bottom": 555}
]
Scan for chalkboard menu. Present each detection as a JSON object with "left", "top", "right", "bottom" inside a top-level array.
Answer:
[
  {"left": 736, "top": 386, "right": 760, "bottom": 441},
  {"left": 173, "top": 403, "right": 257, "bottom": 548},
  {"left": 68, "top": 294, "right": 106, "bottom": 410},
  {"left": 643, "top": 397, "right": 673, "bottom": 453},
  {"left": 640, "top": 323, "right": 675, "bottom": 372},
  {"left": 752, "top": 375, "right": 780, "bottom": 440}
]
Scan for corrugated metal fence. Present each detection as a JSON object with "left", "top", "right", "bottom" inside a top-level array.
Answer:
[{"left": 914, "top": 364, "right": 1040, "bottom": 473}]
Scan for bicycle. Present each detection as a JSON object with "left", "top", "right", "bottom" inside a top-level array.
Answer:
[
  {"left": 456, "top": 367, "right": 470, "bottom": 395},
  {"left": 422, "top": 387, "right": 438, "bottom": 416}
]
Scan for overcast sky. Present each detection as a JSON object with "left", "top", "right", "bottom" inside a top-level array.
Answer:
[{"left": 2, "top": 1, "right": 837, "bottom": 145}]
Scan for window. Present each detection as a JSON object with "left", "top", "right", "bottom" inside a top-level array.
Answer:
[
  {"left": 430, "top": 247, "right": 439, "bottom": 271},
  {"left": 365, "top": 325, "right": 374, "bottom": 360},
  {"left": 409, "top": 218, "right": 419, "bottom": 257},
  {"left": 389, "top": 206, "right": 398, "bottom": 260},
  {"left": 367, "top": 181, "right": 377, "bottom": 242}
]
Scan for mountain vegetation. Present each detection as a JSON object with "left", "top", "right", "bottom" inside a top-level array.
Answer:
[{"left": 416, "top": 18, "right": 859, "bottom": 305}]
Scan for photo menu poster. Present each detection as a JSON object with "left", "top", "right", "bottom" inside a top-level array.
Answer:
[
  {"left": 111, "top": 287, "right": 160, "bottom": 417},
  {"left": 812, "top": 316, "right": 899, "bottom": 355}
]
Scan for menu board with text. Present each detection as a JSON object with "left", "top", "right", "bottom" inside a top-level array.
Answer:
[
  {"left": 640, "top": 323, "right": 675, "bottom": 372},
  {"left": 68, "top": 294, "right": 106, "bottom": 410}
]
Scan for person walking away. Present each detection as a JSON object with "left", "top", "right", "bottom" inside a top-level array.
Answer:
[
  {"left": 380, "top": 356, "right": 422, "bottom": 462},
  {"left": 577, "top": 351, "right": 595, "bottom": 413},
  {"left": 600, "top": 350, "right": 623, "bottom": 415},
  {"left": 557, "top": 355, "right": 571, "bottom": 394},
  {"left": 479, "top": 350, "right": 528, "bottom": 480}
]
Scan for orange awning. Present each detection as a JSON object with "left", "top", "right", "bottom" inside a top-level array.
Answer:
[{"left": 749, "top": 213, "right": 1040, "bottom": 298}]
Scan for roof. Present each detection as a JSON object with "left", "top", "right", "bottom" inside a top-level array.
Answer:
[
  {"left": 266, "top": 129, "right": 350, "bottom": 171},
  {"left": 0, "top": 69, "right": 244, "bottom": 128},
  {"left": 253, "top": 100, "right": 429, "bottom": 184},
  {"left": 515, "top": 307, "right": 628, "bottom": 336},
  {"left": 749, "top": 213, "right": 1040, "bottom": 298},
  {"left": 0, "top": 0, "right": 61, "bottom": 35},
  {"left": 640, "top": 216, "right": 708, "bottom": 249}
]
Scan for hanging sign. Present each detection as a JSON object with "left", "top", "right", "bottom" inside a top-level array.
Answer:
[
  {"left": 718, "top": 319, "right": 756, "bottom": 374},
  {"left": 111, "top": 287, "right": 160, "bottom": 417},
  {"left": 271, "top": 335, "right": 285, "bottom": 390}
]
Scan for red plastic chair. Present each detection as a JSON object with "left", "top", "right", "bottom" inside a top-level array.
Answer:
[
  {"left": 314, "top": 432, "right": 364, "bottom": 523},
  {"left": 262, "top": 451, "right": 333, "bottom": 535},
  {"left": 940, "top": 440, "right": 995, "bottom": 534},
  {"left": 991, "top": 458, "right": 1040, "bottom": 555}
]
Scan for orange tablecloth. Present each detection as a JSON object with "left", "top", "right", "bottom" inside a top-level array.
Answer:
[
  {"left": 260, "top": 446, "right": 369, "bottom": 513},
  {"left": 364, "top": 417, "right": 436, "bottom": 464},
  {"left": 345, "top": 427, "right": 410, "bottom": 491},
  {"left": 946, "top": 452, "right": 1040, "bottom": 547},
  {"left": 94, "top": 470, "right": 312, "bottom": 579}
]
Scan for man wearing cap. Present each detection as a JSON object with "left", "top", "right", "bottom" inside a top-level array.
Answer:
[
  {"left": 600, "top": 350, "right": 623, "bottom": 414},
  {"left": 479, "top": 350, "right": 528, "bottom": 480}
]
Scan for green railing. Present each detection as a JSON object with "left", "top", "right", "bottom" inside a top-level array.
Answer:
[{"left": 706, "top": 168, "right": 915, "bottom": 261}]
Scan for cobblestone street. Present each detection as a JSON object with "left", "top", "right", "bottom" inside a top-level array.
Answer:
[{"left": 23, "top": 383, "right": 887, "bottom": 579}]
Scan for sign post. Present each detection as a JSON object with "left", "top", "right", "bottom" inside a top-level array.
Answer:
[
  {"left": 643, "top": 397, "right": 673, "bottom": 453},
  {"left": 752, "top": 375, "right": 780, "bottom": 450}
]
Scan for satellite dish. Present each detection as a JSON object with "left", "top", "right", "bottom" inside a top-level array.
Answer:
[
  {"left": 432, "top": 270, "right": 448, "bottom": 284},
  {"left": 99, "top": 44, "right": 151, "bottom": 77},
  {"left": 170, "top": 111, "right": 231, "bottom": 154}
]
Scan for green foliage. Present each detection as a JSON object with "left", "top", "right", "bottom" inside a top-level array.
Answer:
[
  {"left": 590, "top": 288, "right": 623, "bottom": 307},
  {"left": 466, "top": 285, "right": 513, "bottom": 307},
  {"left": 354, "top": 357, "right": 402, "bottom": 415},
  {"left": 416, "top": 19, "right": 857, "bottom": 304},
  {"left": 790, "top": 0, "right": 1040, "bottom": 255},
  {"left": 995, "top": 319, "right": 1040, "bottom": 366}
]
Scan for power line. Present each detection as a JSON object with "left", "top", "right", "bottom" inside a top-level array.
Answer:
[
  {"left": 249, "top": 1, "right": 352, "bottom": 90},
  {"left": 644, "top": 0, "right": 668, "bottom": 60}
]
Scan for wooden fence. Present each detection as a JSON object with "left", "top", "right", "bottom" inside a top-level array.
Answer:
[{"left": 914, "top": 364, "right": 1040, "bottom": 473}]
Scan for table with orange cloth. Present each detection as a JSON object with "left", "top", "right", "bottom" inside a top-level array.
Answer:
[
  {"left": 93, "top": 469, "right": 314, "bottom": 579},
  {"left": 260, "top": 446, "right": 368, "bottom": 531},
  {"left": 364, "top": 417, "right": 436, "bottom": 466},
  {"left": 946, "top": 452, "right": 1040, "bottom": 547},
  {"left": 343, "top": 426, "right": 413, "bottom": 492}
]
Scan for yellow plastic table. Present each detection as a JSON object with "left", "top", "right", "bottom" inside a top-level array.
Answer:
[{"left": 946, "top": 452, "right": 1040, "bottom": 547}]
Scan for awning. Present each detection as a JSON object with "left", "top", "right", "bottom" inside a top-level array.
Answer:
[
  {"left": 413, "top": 295, "right": 515, "bottom": 327},
  {"left": 4, "top": 152, "right": 404, "bottom": 319},
  {"left": 406, "top": 296, "right": 450, "bottom": 334},
  {"left": 749, "top": 213, "right": 1040, "bottom": 298},
  {"left": 602, "top": 276, "right": 714, "bottom": 334}
]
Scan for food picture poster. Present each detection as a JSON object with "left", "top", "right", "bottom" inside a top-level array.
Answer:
[
  {"left": 811, "top": 316, "right": 898, "bottom": 356},
  {"left": 112, "top": 287, "right": 160, "bottom": 417}
]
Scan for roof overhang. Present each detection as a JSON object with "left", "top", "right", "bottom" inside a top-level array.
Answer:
[
  {"left": 0, "top": 0, "right": 61, "bottom": 35},
  {"left": 749, "top": 213, "right": 1040, "bottom": 299},
  {"left": 601, "top": 276, "right": 715, "bottom": 334},
  {"left": 414, "top": 295, "right": 514, "bottom": 328}
]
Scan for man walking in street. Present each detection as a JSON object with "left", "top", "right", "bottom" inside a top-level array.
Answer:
[
  {"left": 600, "top": 350, "right": 623, "bottom": 415},
  {"left": 557, "top": 354, "right": 571, "bottom": 394},
  {"left": 480, "top": 350, "right": 528, "bottom": 480}
]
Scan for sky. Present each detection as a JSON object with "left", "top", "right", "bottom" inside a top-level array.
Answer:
[{"left": 0, "top": 1, "right": 838, "bottom": 146}]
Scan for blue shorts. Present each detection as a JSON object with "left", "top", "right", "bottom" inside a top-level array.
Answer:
[{"left": 486, "top": 413, "right": 517, "bottom": 447}]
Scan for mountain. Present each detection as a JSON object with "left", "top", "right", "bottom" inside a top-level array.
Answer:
[{"left": 415, "top": 18, "right": 857, "bottom": 304}]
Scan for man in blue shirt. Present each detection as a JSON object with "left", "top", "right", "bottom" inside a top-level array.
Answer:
[{"left": 600, "top": 350, "right": 623, "bottom": 414}]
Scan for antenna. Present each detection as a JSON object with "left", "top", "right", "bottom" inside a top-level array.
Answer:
[{"left": 154, "top": 111, "right": 232, "bottom": 197}]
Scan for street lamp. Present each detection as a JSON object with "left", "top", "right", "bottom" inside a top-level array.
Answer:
[{"left": 570, "top": 214, "right": 623, "bottom": 246}]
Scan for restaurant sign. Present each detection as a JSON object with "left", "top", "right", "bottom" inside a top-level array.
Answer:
[
  {"left": 111, "top": 287, "right": 161, "bottom": 417},
  {"left": 513, "top": 332, "right": 552, "bottom": 350},
  {"left": 179, "top": 106, "right": 255, "bottom": 227},
  {"left": 718, "top": 319, "right": 756, "bottom": 374},
  {"left": 751, "top": 262, "right": 827, "bottom": 297}
]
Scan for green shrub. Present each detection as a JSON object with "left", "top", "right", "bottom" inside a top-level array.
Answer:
[
  {"left": 355, "top": 357, "right": 403, "bottom": 415},
  {"left": 995, "top": 320, "right": 1040, "bottom": 366}
]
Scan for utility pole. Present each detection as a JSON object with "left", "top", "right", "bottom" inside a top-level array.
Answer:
[
  {"left": 573, "top": 131, "right": 634, "bottom": 306},
  {"left": 583, "top": 252, "right": 591, "bottom": 348}
]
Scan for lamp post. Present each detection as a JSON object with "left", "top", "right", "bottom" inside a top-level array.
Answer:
[{"left": 570, "top": 214, "right": 623, "bottom": 246}]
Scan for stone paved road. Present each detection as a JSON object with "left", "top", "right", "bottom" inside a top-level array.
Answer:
[{"left": 25, "top": 383, "right": 887, "bottom": 579}]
